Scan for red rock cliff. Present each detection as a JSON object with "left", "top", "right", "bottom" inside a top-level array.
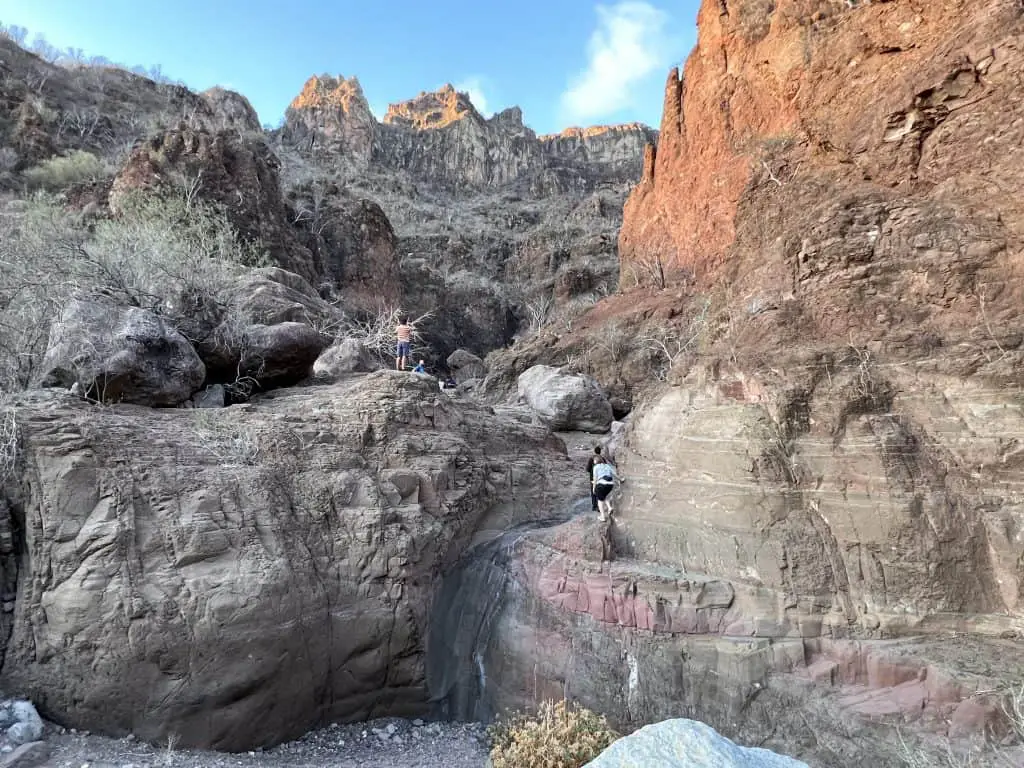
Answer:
[{"left": 620, "top": 0, "right": 1024, "bottom": 293}]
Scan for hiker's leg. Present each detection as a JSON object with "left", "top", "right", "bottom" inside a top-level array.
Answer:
[
  {"left": 597, "top": 499, "right": 609, "bottom": 522},
  {"left": 590, "top": 486, "right": 598, "bottom": 511}
]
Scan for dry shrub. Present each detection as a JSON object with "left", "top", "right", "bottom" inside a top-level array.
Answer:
[
  {"left": 22, "top": 150, "right": 108, "bottom": 191},
  {"left": 0, "top": 191, "right": 262, "bottom": 392},
  {"left": 488, "top": 699, "right": 620, "bottom": 768},
  {"left": 898, "top": 684, "right": 1024, "bottom": 768}
]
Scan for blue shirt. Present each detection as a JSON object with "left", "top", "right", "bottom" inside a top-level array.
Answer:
[{"left": 592, "top": 462, "right": 618, "bottom": 485}]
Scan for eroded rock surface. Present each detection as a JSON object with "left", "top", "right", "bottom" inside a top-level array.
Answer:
[{"left": 1, "top": 373, "right": 578, "bottom": 751}]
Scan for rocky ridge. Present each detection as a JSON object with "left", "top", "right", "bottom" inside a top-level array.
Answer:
[{"left": 276, "top": 76, "right": 656, "bottom": 362}]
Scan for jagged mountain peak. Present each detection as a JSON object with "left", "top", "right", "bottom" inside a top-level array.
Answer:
[
  {"left": 382, "top": 83, "right": 482, "bottom": 130},
  {"left": 288, "top": 74, "right": 370, "bottom": 114}
]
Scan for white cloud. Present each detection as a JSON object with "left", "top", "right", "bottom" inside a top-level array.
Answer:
[
  {"left": 560, "top": 1, "right": 671, "bottom": 124},
  {"left": 455, "top": 76, "right": 490, "bottom": 117}
]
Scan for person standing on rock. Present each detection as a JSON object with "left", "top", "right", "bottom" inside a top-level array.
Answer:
[
  {"left": 585, "top": 446, "right": 603, "bottom": 512},
  {"left": 592, "top": 455, "right": 620, "bottom": 522},
  {"left": 395, "top": 316, "right": 414, "bottom": 371}
]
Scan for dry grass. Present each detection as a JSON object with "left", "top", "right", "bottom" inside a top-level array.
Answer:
[{"left": 488, "top": 699, "right": 620, "bottom": 768}]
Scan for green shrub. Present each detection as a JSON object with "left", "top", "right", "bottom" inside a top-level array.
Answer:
[
  {"left": 488, "top": 699, "right": 620, "bottom": 768},
  {"left": 22, "top": 150, "right": 107, "bottom": 191}
]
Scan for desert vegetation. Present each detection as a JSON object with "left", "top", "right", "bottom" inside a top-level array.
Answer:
[
  {"left": 488, "top": 699, "right": 620, "bottom": 768},
  {"left": 0, "top": 190, "right": 262, "bottom": 394}
]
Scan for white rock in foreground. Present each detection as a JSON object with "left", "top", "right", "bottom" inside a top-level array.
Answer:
[{"left": 584, "top": 719, "right": 809, "bottom": 768}]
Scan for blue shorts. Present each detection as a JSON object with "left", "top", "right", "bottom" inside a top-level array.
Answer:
[{"left": 397, "top": 341, "right": 411, "bottom": 357}]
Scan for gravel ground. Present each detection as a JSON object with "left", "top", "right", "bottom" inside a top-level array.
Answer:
[{"left": 42, "top": 718, "right": 490, "bottom": 768}]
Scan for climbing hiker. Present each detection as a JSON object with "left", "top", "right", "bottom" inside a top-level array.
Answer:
[
  {"left": 412, "top": 359, "right": 426, "bottom": 374},
  {"left": 592, "top": 455, "right": 621, "bottom": 522},
  {"left": 585, "top": 445, "right": 603, "bottom": 512},
  {"left": 395, "top": 316, "right": 414, "bottom": 371}
]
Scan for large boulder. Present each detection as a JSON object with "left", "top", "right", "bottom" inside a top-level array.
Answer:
[
  {"left": 584, "top": 719, "right": 808, "bottom": 768},
  {"left": 446, "top": 349, "right": 486, "bottom": 385},
  {"left": 240, "top": 322, "right": 328, "bottom": 389},
  {"left": 38, "top": 299, "right": 204, "bottom": 406},
  {"left": 517, "top": 365, "right": 613, "bottom": 433},
  {"left": 313, "top": 339, "right": 381, "bottom": 382},
  {"left": 2, "top": 374, "right": 576, "bottom": 751},
  {"left": 227, "top": 268, "right": 337, "bottom": 327},
  {"left": 185, "top": 268, "right": 340, "bottom": 384}
]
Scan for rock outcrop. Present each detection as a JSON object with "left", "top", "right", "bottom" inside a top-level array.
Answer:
[
  {"left": 446, "top": 350, "right": 486, "bottom": 385},
  {"left": 110, "top": 126, "right": 319, "bottom": 282},
  {"left": 313, "top": 339, "right": 381, "bottom": 381},
  {"left": 0, "top": 37, "right": 259, "bottom": 171},
  {"left": 283, "top": 77, "right": 656, "bottom": 190},
  {"left": 276, "top": 78, "right": 655, "bottom": 364},
  {"left": 1, "top": 373, "right": 579, "bottom": 750}
]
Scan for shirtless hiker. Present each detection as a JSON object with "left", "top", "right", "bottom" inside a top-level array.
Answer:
[{"left": 395, "top": 316, "right": 414, "bottom": 371}]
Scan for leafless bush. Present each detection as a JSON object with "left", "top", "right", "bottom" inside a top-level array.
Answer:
[
  {"left": 0, "top": 191, "right": 260, "bottom": 392},
  {"left": 192, "top": 412, "right": 262, "bottom": 468},
  {"left": 0, "top": 400, "right": 18, "bottom": 486},
  {"left": 22, "top": 150, "right": 108, "bottom": 191},
  {"left": 523, "top": 293, "right": 554, "bottom": 332},
  {"left": 641, "top": 297, "right": 711, "bottom": 379},
  {"left": 313, "top": 305, "right": 434, "bottom": 365},
  {"left": 592, "top": 319, "right": 633, "bottom": 363},
  {"left": 897, "top": 684, "right": 1024, "bottom": 768},
  {"left": 56, "top": 105, "right": 111, "bottom": 143},
  {"left": 626, "top": 248, "right": 668, "bottom": 289},
  {"left": 0, "top": 24, "right": 29, "bottom": 46}
]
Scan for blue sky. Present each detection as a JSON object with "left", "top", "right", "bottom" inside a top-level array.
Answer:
[{"left": 0, "top": 0, "right": 700, "bottom": 134}]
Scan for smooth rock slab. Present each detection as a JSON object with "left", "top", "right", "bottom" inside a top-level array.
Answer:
[{"left": 584, "top": 719, "right": 809, "bottom": 768}]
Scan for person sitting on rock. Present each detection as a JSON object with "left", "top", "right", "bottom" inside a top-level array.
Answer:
[
  {"left": 395, "top": 316, "right": 414, "bottom": 371},
  {"left": 592, "top": 456, "right": 621, "bottom": 522},
  {"left": 412, "top": 359, "right": 426, "bottom": 374}
]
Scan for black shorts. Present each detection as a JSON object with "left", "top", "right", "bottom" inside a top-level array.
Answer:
[{"left": 594, "top": 483, "right": 614, "bottom": 501}]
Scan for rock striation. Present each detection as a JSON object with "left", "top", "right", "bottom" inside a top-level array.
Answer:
[
  {"left": 0, "top": 373, "right": 579, "bottom": 750},
  {"left": 436, "top": 2, "right": 1024, "bottom": 765}
]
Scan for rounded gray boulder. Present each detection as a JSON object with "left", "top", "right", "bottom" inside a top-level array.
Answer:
[
  {"left": 38, "top": 299, "right": 205, "bottom": 406},
  {"left": 517, "top": 364, "right": 613, "bottom": 433}
]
